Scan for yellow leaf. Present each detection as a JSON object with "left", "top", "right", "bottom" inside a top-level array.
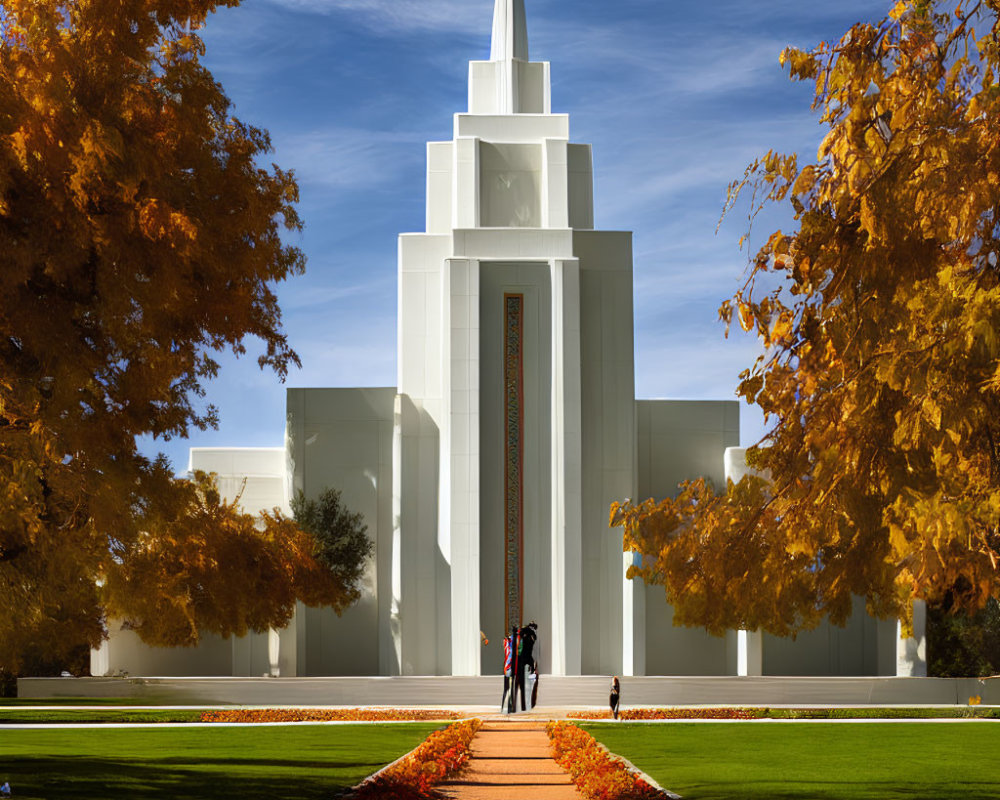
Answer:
[
  {"left": 792, "top": 165, "right": 817, "bottom": 197},
  {"left": 889, "top": 524, "right": 910, "bottom": 556},
  {"left": 859, "top": 196, "right": 876, "bottom": 237},
  {"left": 771, "top": 312, "right": 793, "bottom": 341}
]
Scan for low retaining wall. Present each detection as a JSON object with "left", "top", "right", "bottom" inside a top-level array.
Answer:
[{"left": 17, "top": 675, "right": 1000, "bottom": 707}]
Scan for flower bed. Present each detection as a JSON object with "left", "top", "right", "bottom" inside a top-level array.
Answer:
[
  {"left": 349, "top": 718, "right": 482, "bottom": 799},
  {"left": 568, "top": 706, "right": 1000, "bottom": 721},
  {"left": 547, "top": 720, "right": 668, "bottom": 800},
  {"left": 569, "top": 707, "right": 759, "bottom": 721},
  {"left": 199, "top": 708, "right": 461, "bottom": 723}
]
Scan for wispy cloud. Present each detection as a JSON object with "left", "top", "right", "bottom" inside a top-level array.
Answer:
[
  {"left": 539, "top": 21, "right": 790, "bottom": 98},
  {"left": 278, "top": 275, "right": 393, "bottom": 311},
  {"left": 291, "top": 339, "right": 397, "bottom": 388},
  {"left": 274, "top": 128, "right": 425, "bottom": 190},
  {"left": 260, "top": 0, "right": 487, "bottom": 34}
]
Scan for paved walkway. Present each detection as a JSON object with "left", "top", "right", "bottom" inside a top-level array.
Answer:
[
  {"left": 438, "top": 717, "right": 583, "bottom": 800},
  {"left": 23, "top": 674, "right": 1000, "bottom": 706}
]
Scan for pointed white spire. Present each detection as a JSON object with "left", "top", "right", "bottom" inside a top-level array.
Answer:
[{"left": 490, "top": 0, "right": 529, "bottom": 62}]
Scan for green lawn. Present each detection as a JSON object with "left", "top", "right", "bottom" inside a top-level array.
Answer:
[
  {"left": 584, "top": 721, "right": 1000, "bottom": 800},
  {"left": 0, "top": 723, "right": 440, "bottom": 799},
  {"left": 0, "top": 698, "right": 158, "bottom": 706},
  {"left": 0, "top": 709, "right": 204, "bottom": 724}
]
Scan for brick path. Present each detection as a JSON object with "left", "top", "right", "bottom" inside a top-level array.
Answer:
[{"left": 438, "top": 717, "right": 584, "bottom": 799}]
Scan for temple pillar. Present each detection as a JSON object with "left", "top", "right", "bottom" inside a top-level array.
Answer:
[
  {"left": 90, "top": 640, "right": 109, "bottom": 678},
  {"left": 453, "top": 138, "right": 479, "bottom": 229},
  {"left": 896, "top": 600, "right": 928, "bottom": 677},
  {"left": 550, "top": 258, "right": 582, "bottom": 675},
  {"left": 738, "top": 630, "right": 763, "bottom": 676},
  {"left": 444, "top": 258, "right": 481, "bottom": 675},
  {"left": 622, "top": 551, "right": 646, "bottom": 676},
  {"left": 267, "top": 628, "right": 281, "bottom": 677}
]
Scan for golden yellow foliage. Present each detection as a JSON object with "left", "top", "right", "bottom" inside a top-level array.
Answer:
[
  {"left": 0, "top": 1, "right": 349, "bottom": 672},
  {"left": 617, "top": 0, "right": 1000, "bottom": 636},
  {"left": 104, "top": 474, "right": 369, "bottom": 648}
]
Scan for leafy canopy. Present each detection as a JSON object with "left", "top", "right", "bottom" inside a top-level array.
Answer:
[
  {"left": 290, "top": 488, "right": 374, "bottom": 611},
  {"left": 0, "top": 0, "right": 354, "bottom": 672},
  {"left": 613, "top": 0, "right": 1000, "bottom": 636},
  {"left": 106, "top": 475, "right": 373, "bottom": 648}
]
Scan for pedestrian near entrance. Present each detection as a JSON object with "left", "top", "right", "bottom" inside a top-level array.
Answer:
[
  {"left": 519, "top": 621, "right": 538, "bottom": 708},
  {"left": 512, "top": 631, "right": 527, "bottom": 711},
  {"left": 610, "top": 676, "right": 621, "bottom": 720},
  {"left": 501, "top": 626, "right": 520, "bottom": 712},
  {"left": 519, "top": 622, "right": 537, "bottom": 672}
]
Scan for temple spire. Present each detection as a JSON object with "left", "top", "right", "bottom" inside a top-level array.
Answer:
[{"left": 490, "top": 0, "right": 529, "bottom": 62}]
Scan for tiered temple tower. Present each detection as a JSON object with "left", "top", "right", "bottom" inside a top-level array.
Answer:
[{"left": 393, "top": 0, "right": 637, "bottom": 676}]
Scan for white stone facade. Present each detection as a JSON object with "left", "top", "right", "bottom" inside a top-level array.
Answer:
[{"left": 93, "top": 1, "right": 923, "bottom": 679}]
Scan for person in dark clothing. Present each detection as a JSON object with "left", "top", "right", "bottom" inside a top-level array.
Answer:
[
  {"left": 610, "top": 676, "right": 621, "bottom": 720},
  {"left": 519, "top": 622, "right": 538, "bottom": 708},
  {"left": 519, "top": 622, "right": 537, "bottom": 672},
  {"left": 511, "top": 626, "right": 528, "bottom": 710}
]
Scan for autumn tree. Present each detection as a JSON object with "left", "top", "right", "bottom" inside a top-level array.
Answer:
[
  {"left": 0, "top": 0, "right": 354, "bottom": 674},
  {"left": 291, "top": 488, "right": 374, "bottom": 604},
  {"left": 105, "top": 475, "right": 372, "bottom": 648},
  {"left": 613, "top": 0, "right": 1000, "bottom": 637}
]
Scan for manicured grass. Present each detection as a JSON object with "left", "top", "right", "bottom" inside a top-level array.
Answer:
[
  {"left": 573, "top": 707, "right": 1000, "bottom": 721},
  {"left": 584, "top": 721, "right": 1000, "bottom": 800},
  {"left": 0, "top": 709, "right": 204, "bottom": 724},
  {"left": 0, "top": 698, "right": 156, "bottom": 706},
  {"left": 0, "top": 723, "right": 440, "bottom": 799},
  {"left": 763, "top": 707, "right": 1000, "bottom": 719}
]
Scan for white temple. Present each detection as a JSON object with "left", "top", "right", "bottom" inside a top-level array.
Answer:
[{"left": 92, "top": 0, "right": 922, "bottom": 680}]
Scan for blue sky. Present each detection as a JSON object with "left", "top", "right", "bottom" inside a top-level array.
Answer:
[{"left": 146, "top": 0, "right": 888, "bottom": 474}]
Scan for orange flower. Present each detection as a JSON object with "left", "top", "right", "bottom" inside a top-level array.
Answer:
[
  {"left": 351, "top": 718, "right": 481, "bottom": 799},
  {"left": 547, "top": 721, "right": 669, "bottom": 800},
  {"left": 568, "top": 707, "right": 760, "bottom": 721},
  {"left": 199, "top": 708, "right": 461, "bottom": 724}
]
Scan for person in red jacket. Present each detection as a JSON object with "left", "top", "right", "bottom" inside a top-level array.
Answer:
[{"left": 501, "top": 626, "right": 520, "bottom": 713}]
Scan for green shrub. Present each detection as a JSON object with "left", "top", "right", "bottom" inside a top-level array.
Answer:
[{"left": 928, "top": 597, "right": 1000, "bottom": 678}]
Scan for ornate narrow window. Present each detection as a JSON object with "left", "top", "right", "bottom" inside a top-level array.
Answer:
[{"left": 503, "top": 293, "right": 524, "bottom": 632}]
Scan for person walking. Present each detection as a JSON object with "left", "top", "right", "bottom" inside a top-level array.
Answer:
[
  {"left": 512, "top": 625, "right": 529, "bottom": 711},
  {"left": 519, "top": 622, "right": 538, "bottom": 708},
  {"left": 502, "top": 626, "right": 520, "bottom": 713},
  {"left": 501, "top": 628, "right": 513, "bottom": 712},
  {"left": 610, "top": 676, "right": 621, "bottom": 720}
]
